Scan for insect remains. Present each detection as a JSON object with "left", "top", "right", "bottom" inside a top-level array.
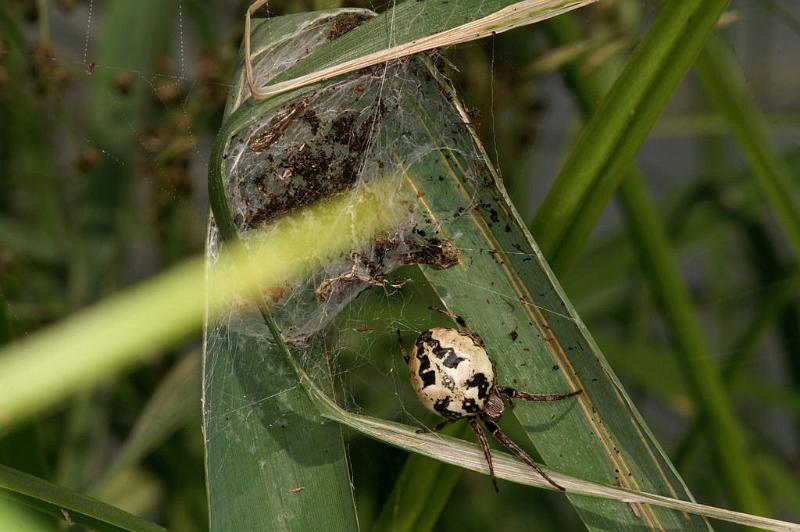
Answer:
[{"left": 399, "top": 309, "right": 582, "bottom": 492}]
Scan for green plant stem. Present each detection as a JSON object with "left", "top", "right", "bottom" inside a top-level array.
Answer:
[
  {"left": 206, "top": 103, "right": 320, "bottom": 399},
  {"left": 0, "top": 464, "right": 164, "bottom": 531},
  {"left": 531, "top": 0, "right": 731, "bottom": 273},
  {"left": 673, "top": 267, "right": 800, "bottom": 468},
  {"left": 0, "top": 290, "right": 13, "bottom": 346},
  {"left": 695, "top": 37, "right": 800, "bottom": 259},
  {"left": 617, "top": 174, "right": 767, "bottom": 518},
  {"left": 316, "top": 392, "right": 796, "bottom": 531},
  {"left": 35, "top": 0, "right": 48, "bottom": 44},
  {"left": 540, "top": 11, "right": 768, "bottom": 518},
  {"left": 371, "top": 422, "right": 468, "bottom": 532},
  {"left": 313, "top": 0, "right": 343, "bottom": 9}
]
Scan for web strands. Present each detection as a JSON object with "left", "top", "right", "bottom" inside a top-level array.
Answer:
[
  {"left": 204, "top": 9, "right": 483, "bottom": 468},
  {"left": 216, "top": 15, "right": 474, "bottom": 350}
]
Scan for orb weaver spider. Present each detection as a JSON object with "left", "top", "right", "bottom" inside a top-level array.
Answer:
[{"left": 399, "top": 309, "right": 581, "bottom": 492}]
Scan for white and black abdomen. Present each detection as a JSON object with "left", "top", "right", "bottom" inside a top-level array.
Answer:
[{"left": 408, "top": 327, "right": 496, "bottom": 419}]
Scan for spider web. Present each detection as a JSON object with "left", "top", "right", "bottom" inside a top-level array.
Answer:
[
  {"left": 202, "top": 8, "right": 481, "bottom": 496},
  {"left": 197, "top": 6, "right": 596, "bottom": 520},
  {"left": 198, "top": 4, "right": 800, "bottom": 529}
]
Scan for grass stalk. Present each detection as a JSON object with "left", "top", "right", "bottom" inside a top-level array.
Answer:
[
  {"left": 673, "top": 267, "right": 800, "bottom": 468},
  {"left": 370, "top": 423, "right": 468, "bottom": 532},
  {"left": 0, "top": 464, "right": 165, "bottom": 531},
  {"left": 0, "top": 179, "right": 406, "bottom": 426},
  {"left": 35, "top": 0, "right": 48, "bottom": 44},
  {"left": 313, "top": 0, "right": 343, "bottom": 9},
  {"left": 617, "top": 173, "right": 767, "bottom": 518},
  {"left": 695, "top": 37, "right": 800, "bottom": 260},
  {"left": 540, "top": 10, "right": 768, "bottom": 517},
  {"left": 531, "top": 0, "right": 731, "bottom": 272}
]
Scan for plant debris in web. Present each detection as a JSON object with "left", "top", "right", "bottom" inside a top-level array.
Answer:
[{"left": 210, "top": 9, "right": 483, "bottom": 345}]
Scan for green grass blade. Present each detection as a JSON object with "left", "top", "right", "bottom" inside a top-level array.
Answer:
[
  {"left": 737, "top": 379, "right": 800, "bottom": 417},
  {"left": 756, "top": 452, "right": 800, "bottom": 518},
  {"left": 313, "top": 388, "right": 797, "bottom": 531},
  {"left": 0, "top": 464, "right": 164, "bottom": 532},
  {"left": 252, "top": 0, "right": 599, "bottom": 100},
  {"left": 695, "top": 37, "right": 800, "bottom": 259},
  {"left": 617, "top": 176, "right": 768, "bottom": 516},
  {"left": 86, "top": 0, "right": 173, "bottom": 211},
  {"left": 203, "top": 327, "right": 358, "bottom": 531},
  {"left": 673, "top": 266, "right": 800, "bottom": 469},
  {"left": 0, "top": 257, "right": 206, "bottom": 427},
  {"left": 0, "top": 496, "right": 49, "bottom": 532},
  {"left": 565, "top": 149, "right": 800, "bottom": 320},
  {"left": 211, "top": 6, "right": 718, "bottom": 528},
  {"left": 203, "top": 12, "right": 376, "bottom": 530},
  {"left": 91, "top": 352, "right": 201, "bottom": 493},
  {"left": 599, "top": 334, "right": 800, "bottom": 421},
  {"left": 370, "top": 423, "right": 468, "bottom": 532},
  {"left": 0, "top": 180, "right": 407, "bottom": 428},
  {"left": 398, "top": 75, "right": 705, "bottom": 529},
  {"left": 541, "top": 10, "right": 769, "bottom": 517},
  {"left": 531, "top": 0, "right": 731, "bottom": 273}
]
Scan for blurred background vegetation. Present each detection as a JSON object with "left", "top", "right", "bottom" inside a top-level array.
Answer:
[{"left": 0, "top": 0, "right": 798, "bottom": 529}]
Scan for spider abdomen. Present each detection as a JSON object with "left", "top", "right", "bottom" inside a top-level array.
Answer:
[{"left": 408, "top": 327, "right": 496, "bottom": 419}]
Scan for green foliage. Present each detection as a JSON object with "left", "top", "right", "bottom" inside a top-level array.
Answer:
[
  {"left": 0, "top": 0, "right": 799, "bottom": 530},
  {"left": 0, "top": 464, "right": 165, "bottom": 531}
]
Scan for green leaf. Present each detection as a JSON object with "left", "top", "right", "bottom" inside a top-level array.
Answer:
[
  {"left": 0, "top": 177, "right": 407, "bottom": 430},
  {"left": 0, "top": 495, "right": 49, "bottom": 532},
  {"left": 617, "top": 175, "right": 768, "bottom": 516},
  {"left": 0, "top": 464, "right": 164, "bottom": 532},
  {"left": 397, "top": 76, "right": 706, "bottom": 529},
  {"left": 203, "top": 12, "right": 373, "bottom": 530},
  {"left": 247, "top": 0, "right": 599, "bottom": 100},
  {"left": 207, "top": 7, "right": 714, "bottom": 528},
  {"left": 91, "top": 352, "right": 201, "bottom": 492},
  {"left": 695, "top": 37, "right": 800, "bottom": 259},
  {"left": 540, "top": 9, "right": 768, "bottom": 516},
  {"left": 531, "top": 0, "right": 731, "bottom": 272}
]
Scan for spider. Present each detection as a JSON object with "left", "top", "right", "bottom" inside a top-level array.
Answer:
[{"left": 398, "top": 309, "right": 582, "bottom": 492}]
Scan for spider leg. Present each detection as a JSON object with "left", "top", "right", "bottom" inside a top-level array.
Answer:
[
  {"left": 481, "top": 418, "right": 565, "bottom": 491},
  {"left": 501, "top": 387, "right": 582, "bottom": 403},
  {"left": 427, "top": 306, "right": 484, "bottom": 347},
  {"left": 468, "top": 417, "right": 499, "bottom": 492},
  {"left": 316, "top": 253, "right": 406, "bottom": 301},
  {"left": 397, "top": 329, "right": 409, "bottom": 363},
  {"left": 428, "top": 306, "right": 467, "bottom": 328},
  {"left": 416, "top": 417, "right": 459, "bottom": 434}
]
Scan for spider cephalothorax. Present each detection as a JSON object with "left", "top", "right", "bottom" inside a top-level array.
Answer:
[{"left": 400, "top": 310, "right": 581, "bottom": 492}]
